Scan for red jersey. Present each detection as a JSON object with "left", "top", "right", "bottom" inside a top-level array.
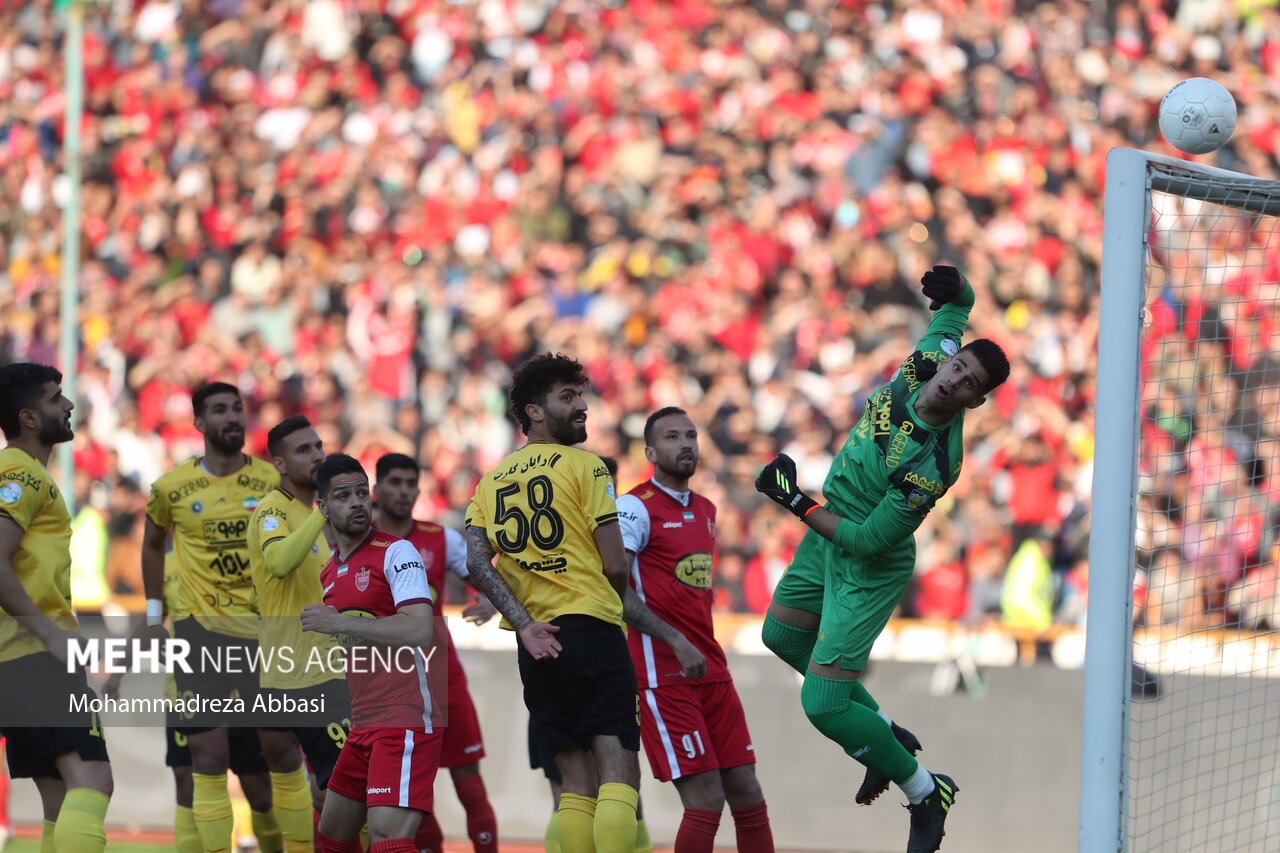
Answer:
[
  {"left": 402, "top": 520, "right": 470, "bottom": 676},
  {"left": 617, "top": 480, "right": 729, "bottom": 688},
  {"left": 319, "top": 528, "right": 436, "bottom": 728}
]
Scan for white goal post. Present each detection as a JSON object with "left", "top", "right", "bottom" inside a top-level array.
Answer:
[{"left": 1082, "top": 147, "right": 1280, "bottom": 853}]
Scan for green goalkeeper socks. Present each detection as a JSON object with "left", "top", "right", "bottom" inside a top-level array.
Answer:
[
  {"left": 761, "top": 613, "right": 817, "bottom": 674},
  {"left": 801, "top": 673, "right": 918, "bottom": 784}
]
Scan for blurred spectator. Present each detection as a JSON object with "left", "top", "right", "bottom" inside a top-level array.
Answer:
[{"left": 1, "top": 0, "right": 1278, "bottom": 628}]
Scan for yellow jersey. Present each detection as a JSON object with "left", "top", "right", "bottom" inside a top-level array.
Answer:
[
  {"left": 466, "top": 444, "right": 622, "bottom": 628},
  {"left": 248, "top": 487, "right": 339, "bottom": 689},
  {"left": 0, "top": 446, "right": 77, "bottom": 663},
  {"left": 147, "top": 457, "right": 279, "bottom": 639}
]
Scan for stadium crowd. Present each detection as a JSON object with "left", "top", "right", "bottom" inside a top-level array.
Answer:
[{"left": 2, "top": 0, "right": 1280, "bottom": 633}]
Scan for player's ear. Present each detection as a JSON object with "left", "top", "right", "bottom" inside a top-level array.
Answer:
[
  {"left": 317, "top": 499, "right": 330, "bottom": 521},
  {"left": 965, "top": 395, "right": 987, "bottom": 410},
  {"left": 643, "top": 444, "right": 657, "bottom": 465},
  {"left": 525, "top": 401, "right": 544, "bottom": 426}
]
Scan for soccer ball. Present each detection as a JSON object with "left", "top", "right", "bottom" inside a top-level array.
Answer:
[{"left": 1158, "top": 77, "right": 1237, "bottom": 155}]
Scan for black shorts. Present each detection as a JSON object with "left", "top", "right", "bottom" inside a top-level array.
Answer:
[
  {"left": 173, "top": 617, "right": 262, "bottom": 734},
  {"left": 0, "top": 653, "right": 110, "bottom": 779},
  {"left": 256, "top": 681, "right": 352, "bottom": 788},
  {"left": 517, "top": 615, "right": 639, "bottom": 764},
  {"left": 528, "top": 715, "right": 562, "bottom": 784},
  {"left": 164, "top": 724, "right": 268, "bottom": 776}
]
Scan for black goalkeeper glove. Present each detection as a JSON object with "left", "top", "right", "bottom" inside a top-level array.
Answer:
[
  {"left": 755, "top": 454, "right": 819, "bottom": 519},
  {"left": 921, "top": 264, "right": 964, "bottom": 310}
]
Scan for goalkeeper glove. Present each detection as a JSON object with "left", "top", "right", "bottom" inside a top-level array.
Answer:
[
  {"left": 920, "top": 265, "right": 964, "bottom": 310},
  {"left": 755, "top": 454, "right": 819, "bottom": 519}
]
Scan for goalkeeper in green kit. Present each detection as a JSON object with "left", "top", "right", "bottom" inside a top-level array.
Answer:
[{"left": 756, "top": 266, "right": 1009, "bottom": 853}]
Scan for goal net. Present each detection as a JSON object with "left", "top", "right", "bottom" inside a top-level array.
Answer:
[{"left": 1083, "top": 149, "right": 1280, "bottom": 853}]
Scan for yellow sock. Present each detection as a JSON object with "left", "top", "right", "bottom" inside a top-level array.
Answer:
[
  {"left": 593, "top": 783, "right": 638, "bottom": 853},
  {"left": 360, "top": 823, "right": 370, "bottom": 850},
  {"left": 633, "top": 818, "right": 653, "bottom": 853},
  {"left": 270, "top": 767, "right": 313, "bottom": 850},
  {"left": 52, "top": 787, "right": 109, "bottom": 853},
  {"left": 175, "top": 805, "right": 202, "bottom": 853},
  {"left": 192, "top": 772, "right": 234, "bottom": 853},
  {"left": 40, "top": 818, "right": 56, "bottom": 853},
  {"left": 558, "top": 793, "right": 597, "bottom": 853},
  {"left": 545, "top": 808, "right": 563, "bottom": 853},
  {"left": 252, "top": 808, "right": 284, "bottom": 853}
]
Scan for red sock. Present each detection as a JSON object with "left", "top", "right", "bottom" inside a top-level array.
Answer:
[
  {"left": 413, "top": 812, "right": 444, "bottom": 852},
  {"left": 454, "top": 773, "right": 498, "bottom": 852},
  {"left": 674, "top": 807, "right": 721, "bottom": 853},
  {"left": 316, "top": 831, "right": 363, "bottom": 853},
  {"left": 369, "top": 841, "right": 418, "bottom": 853},
  {"left": 731, "top": 802, "right": 775, "bottom": 853}
]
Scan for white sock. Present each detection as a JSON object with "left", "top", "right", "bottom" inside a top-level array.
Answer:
[
  {"left": 899, "top": 764, "right": 935, "bottom": 804},
  {"left": 877, "top": 708, "right": 893, "bottom": 725}
]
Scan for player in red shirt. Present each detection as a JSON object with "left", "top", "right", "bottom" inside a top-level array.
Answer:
[
  {"left": 301, "top": 454, "right": 443, "bottom": 853},
  {"left": 373, "top": 452, "right": 499, "bottom": 853},
  {"left": 616, "top": 408, "right": 775, "bottom": 853}
]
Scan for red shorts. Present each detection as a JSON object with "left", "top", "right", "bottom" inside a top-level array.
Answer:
[
  {"left": 326, "top": 727, "right": 443, "bottom": 811},
  {"left": 440, "top": 646, "right": 486, "bottom": 768},
  {"left": 638, "top": 679, "right": 755, "bottom": 783}
]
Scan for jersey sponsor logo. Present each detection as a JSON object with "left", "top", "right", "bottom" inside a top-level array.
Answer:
[
  {"left": 873, "top": 392, "right": 893, "bottom": 437},
  {"left": 323, "top": 582, "right": 335, "bottom": 594},
  {"left": 903, "top": 471, "right": 943, "bottom": 495},
  {"left": 370, "top": 539, "right": 392, "bottom": 548},
  {"left": 367, "top": 786, "right": 392, "bottom": 795},
  {"left": 517, "top": 555, "right": 568, "bottom": 573},
  {"left": 262, "top": 515, "right": 280, "bottom": 532},
  {"left": 675, "top": 552, "right": 713, "bottom": 590},
  {"left": 906, "top": 489, "right": 929, "bottom": 511},
  {"left": 396, "top": 559, "right": 423, "bottom": 574},
  {"left": 167, "top": 477, "right": 210, "bottom": 504},
  {"left": 900, "top": 358, "right": 921, "bottom": 392},
  {"left": 209, "top": 550, "right": 251, "bottom": 579},
  {"left": 886, "top": 420, "right": 914, "bottom": 469},
  {"left": 662, "top": 521, "right": 683, "bottom": 529},
  {"left": 593, "top": 465, "right": 611, "bottom": 479},
  {"left": 0, "top": 482, "right": 21, "bottom": 504},
  {"left": 638, "top": 488, "right": 655, "bottom": 499},
  {"left": 941, "top": 338, "right": 959, "bottom": 356},
  {"left": 236, "top": 473, "right": 274, "bottom": 494},
  {"left": 606, "top": 481, "right": 616, "bottom": 499},
  {"left": 191, "top": 501, "right": 204, "bottom": 514},
  {"left": 618, "top": 510, "right": 640, "bottom": 523},
  {"left": 355, "top": 567, "right": 371, "bottom": 591},
  {"left": 204, "top": 518, "right": 249, "bottom": 546}
]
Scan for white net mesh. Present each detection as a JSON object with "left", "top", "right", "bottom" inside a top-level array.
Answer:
[{"left": 1131, "top": 166, "right": 1280, "bottom": 853}]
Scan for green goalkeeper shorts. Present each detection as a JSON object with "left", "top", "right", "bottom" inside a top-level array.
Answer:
[
  {"left": 770, "top": 528, "right": 830, "bottom": 615},
  {"left": 810, "top": 542, "right": 916, "bottom": 672}
]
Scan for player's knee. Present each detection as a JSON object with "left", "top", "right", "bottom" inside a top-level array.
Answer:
[
  {"left": 675, "top": 771, "right": 725, "bottom": 812},
  {"left": 720, "top": 767, "right": 763, "bottom": 809}
]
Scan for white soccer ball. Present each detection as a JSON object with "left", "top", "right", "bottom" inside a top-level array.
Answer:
[{"left": 1158, "top": 77, "right": 1237, "bottom": 155}]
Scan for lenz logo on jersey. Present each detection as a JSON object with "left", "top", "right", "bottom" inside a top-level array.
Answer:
[
  {"left": 675, "top": 553, "right": 713, "bottom": 590},
  {"left": 396, "top": 559, "right": 423, "bottom": 574}
]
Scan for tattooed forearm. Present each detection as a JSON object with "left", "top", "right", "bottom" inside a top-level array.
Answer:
[
  {"left": 622, "top": 586, "right": 680, "bottom": 644},
  {"left": 465, "top": 525, "right": 534, "bottom": 632}
]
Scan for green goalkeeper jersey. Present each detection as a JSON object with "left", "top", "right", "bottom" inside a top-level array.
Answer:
[{"left": 821, "top": 279, "right": 976, "bottom": 560}]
